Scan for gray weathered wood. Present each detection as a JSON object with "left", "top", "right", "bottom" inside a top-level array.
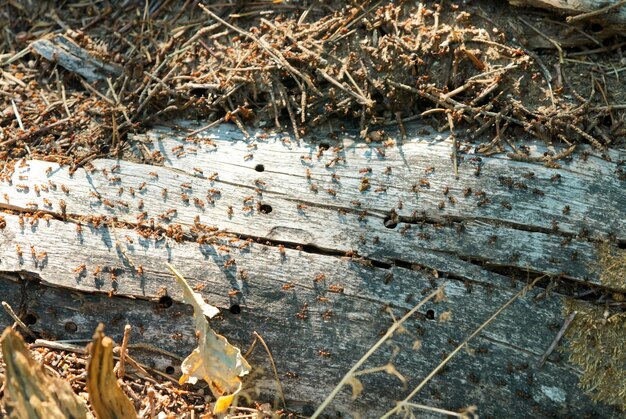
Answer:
[
  {"left": 509, "top": 0, "right": 626, "bottom": 28},
  {"left": 139, "top": 123, "right": 625, "bottom": 242},
  {"left": 0, "top": 147, "right": 618, "bottom": 287},
  {"left": 0, "top": 249, "right": 618, "bottom": 418},
  {"left": 30, "top": 34, "right": 122, "bottom": 82},
  {"left": 1, "top": 121, "right": 623, "bottom": 417}
]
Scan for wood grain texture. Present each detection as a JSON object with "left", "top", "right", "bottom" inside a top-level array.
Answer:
[
  {"left": 3, "top": 123, "right": 624, "bottom": 287},
  {"left": 0, "top": 266, "right": 618, "bottom": 418},
  {"left": 509, "top": 0, "right": 626, "bottom": 28},
  {"left": 30, "top": 34, "right": 122, "bottom": 82},
  {"left": 0, "top": 122, "right": 623, "bottom": 416},
  {"left": 140, "top": 123, "right": 625, "bottom": 240}
]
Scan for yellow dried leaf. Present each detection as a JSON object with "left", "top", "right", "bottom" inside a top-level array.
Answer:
[
  {"left": 1, "top": 327, "right": 88, "bottom": 419},
  {"left": 86, "top": 324, "right": 137, "bottom": 419},
  {"left": 167, "top": 263, "right": 251, "bottom": 414},
  {"left": 169, "top": 264, "right": 220, "bottom": 319}
]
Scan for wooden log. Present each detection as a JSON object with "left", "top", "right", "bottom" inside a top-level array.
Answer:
[
  {"left": 0, "top": 122, "right": 623, "bottom": 416},
  {"left": 0, "top": 264, "right": 618, "bottom": 417},
  {"left": 2, "top": 124, "right": 624, "bottom": 288},
  {"left": 138, "top": 123, "right": 625, "bottom": 242}
]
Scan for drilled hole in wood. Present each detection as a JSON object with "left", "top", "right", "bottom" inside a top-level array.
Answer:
[
  {"left": 158, "top": 295, "right": 173, "bottom": 308},
  {"left": 229, "top": 304, "right": 241, "bottom": 314},
  {"left": 590, "top": 23, "right": 603, "bottom": 33},
  {"left": 383, "top": 216, "right": 397, "bottom": 229},
  {"left": 259, "top": 203, "right": 272, "bottom": 214},
  {"left": 426, "top": 309, "right": 435, "bottom": 320},
  {"left": 24, "top": 313, "right": 37, "bottom": 325},
  {"left": 64, "top": 321, "right": 77, "bottom": 333},
  {"left": 254, "top": 164, "right": 265, "bottom": 172},
  {"left": 165, "top": 366, "right": 175, "bottom": 375}
]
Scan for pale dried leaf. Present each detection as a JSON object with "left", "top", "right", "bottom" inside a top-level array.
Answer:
[
  {"left": 86, "top": 324, "right": 137, "bottom": 419},
  {"left": 168, "top": 263, "right": 219, "bottom": 319},
  {"left": 167, "top": 263, "right": 251, "bottom": 414},
  {"left": 1, "top": 327, "right": 88, "bottom": 419}
]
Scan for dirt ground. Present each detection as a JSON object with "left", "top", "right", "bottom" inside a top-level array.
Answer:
[
  {"left": 1, "top": 0, "right": 625, "bottom": 416},
  {"left": 1, "top": 1, "right": 625, "bottom": 165}
]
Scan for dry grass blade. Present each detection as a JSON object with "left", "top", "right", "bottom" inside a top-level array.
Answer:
[
  {"left": 198, "top": 3, "right": 321, "bottom": 97},
  {"left": 1, "top": 327, "right": 88, "bottom": 419},
  {"left": 381, "top": 276, "right": 544, "bottom": 418},
  {"left": 246, "top": 331, "right": 287, "bottom": 410},
  {"left": 86, "top": 324, "right": 138, "bottom": 419},
  {"left": 311, "top": 285, "right": 446, "bottom": 419}
]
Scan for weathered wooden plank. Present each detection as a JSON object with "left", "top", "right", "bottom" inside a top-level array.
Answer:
[
  {"left": 0, "top": 212, "right": 618, "bottom": 414},
  {"left": 0, "top": 210, "right": 584, "bottom": 358},
  {"left": 0, "top": 267, "right": 617, "bottom": 417},
  {"left": 1, "top": 122, "right": 622, "bottom": 416},
  {"left": 0, "top": 157, "right": 608, "bottom": 287},
  {"left": 138, "top": 123, "right": 626, "bottom": 242},
  {"left": 509, "top": 0, "right": 626, "bottom": 29}
]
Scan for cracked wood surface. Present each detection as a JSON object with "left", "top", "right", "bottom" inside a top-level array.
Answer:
[
  {"left": 0, "top": 252, "right": 617, "bottom": 417},
  {"left": 2, "top": 125, "right": 625, "bottom": 287},
  {"left": 0, "top": 122, "right": 623, "bottom": 417}
]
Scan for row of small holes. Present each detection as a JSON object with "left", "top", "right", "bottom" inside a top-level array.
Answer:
[{"left": 159, "top": 295, "right": 241, "bottom": 315}]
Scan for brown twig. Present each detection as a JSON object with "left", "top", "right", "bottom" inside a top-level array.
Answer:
[
  {"left": 116, "top": 324, "right": 132, "bottom": 379},
  {"left": 0, "top": 117, "right": 72, "bottom": 148},
  {"left": 517, "top": 17, "right": 563, "bottom": 64},
  {"left": 538, "top": 311, "right": 577, "bottom": 368},
  {"left": 188, "top": 117, "right": 226, "bottom": 137},
  {"left": 199, "top": 4, "right": 322, "bottom": 97},
  {"left": 2, "top": 301, "right": 37, "bottom": 339},
  {"left": 566, "top": 0, "right": 626, "bottom": 23}
]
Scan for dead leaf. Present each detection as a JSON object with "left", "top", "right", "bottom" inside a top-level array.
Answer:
[
  {"left": 86, "top": 324, "right": 137, "bottom": 419},
  {"left": 1, "top": 327, "right": 88, "bottom": 419},
  {"left": 167, "top": 263, "right": 251, "bottom": 414}
]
